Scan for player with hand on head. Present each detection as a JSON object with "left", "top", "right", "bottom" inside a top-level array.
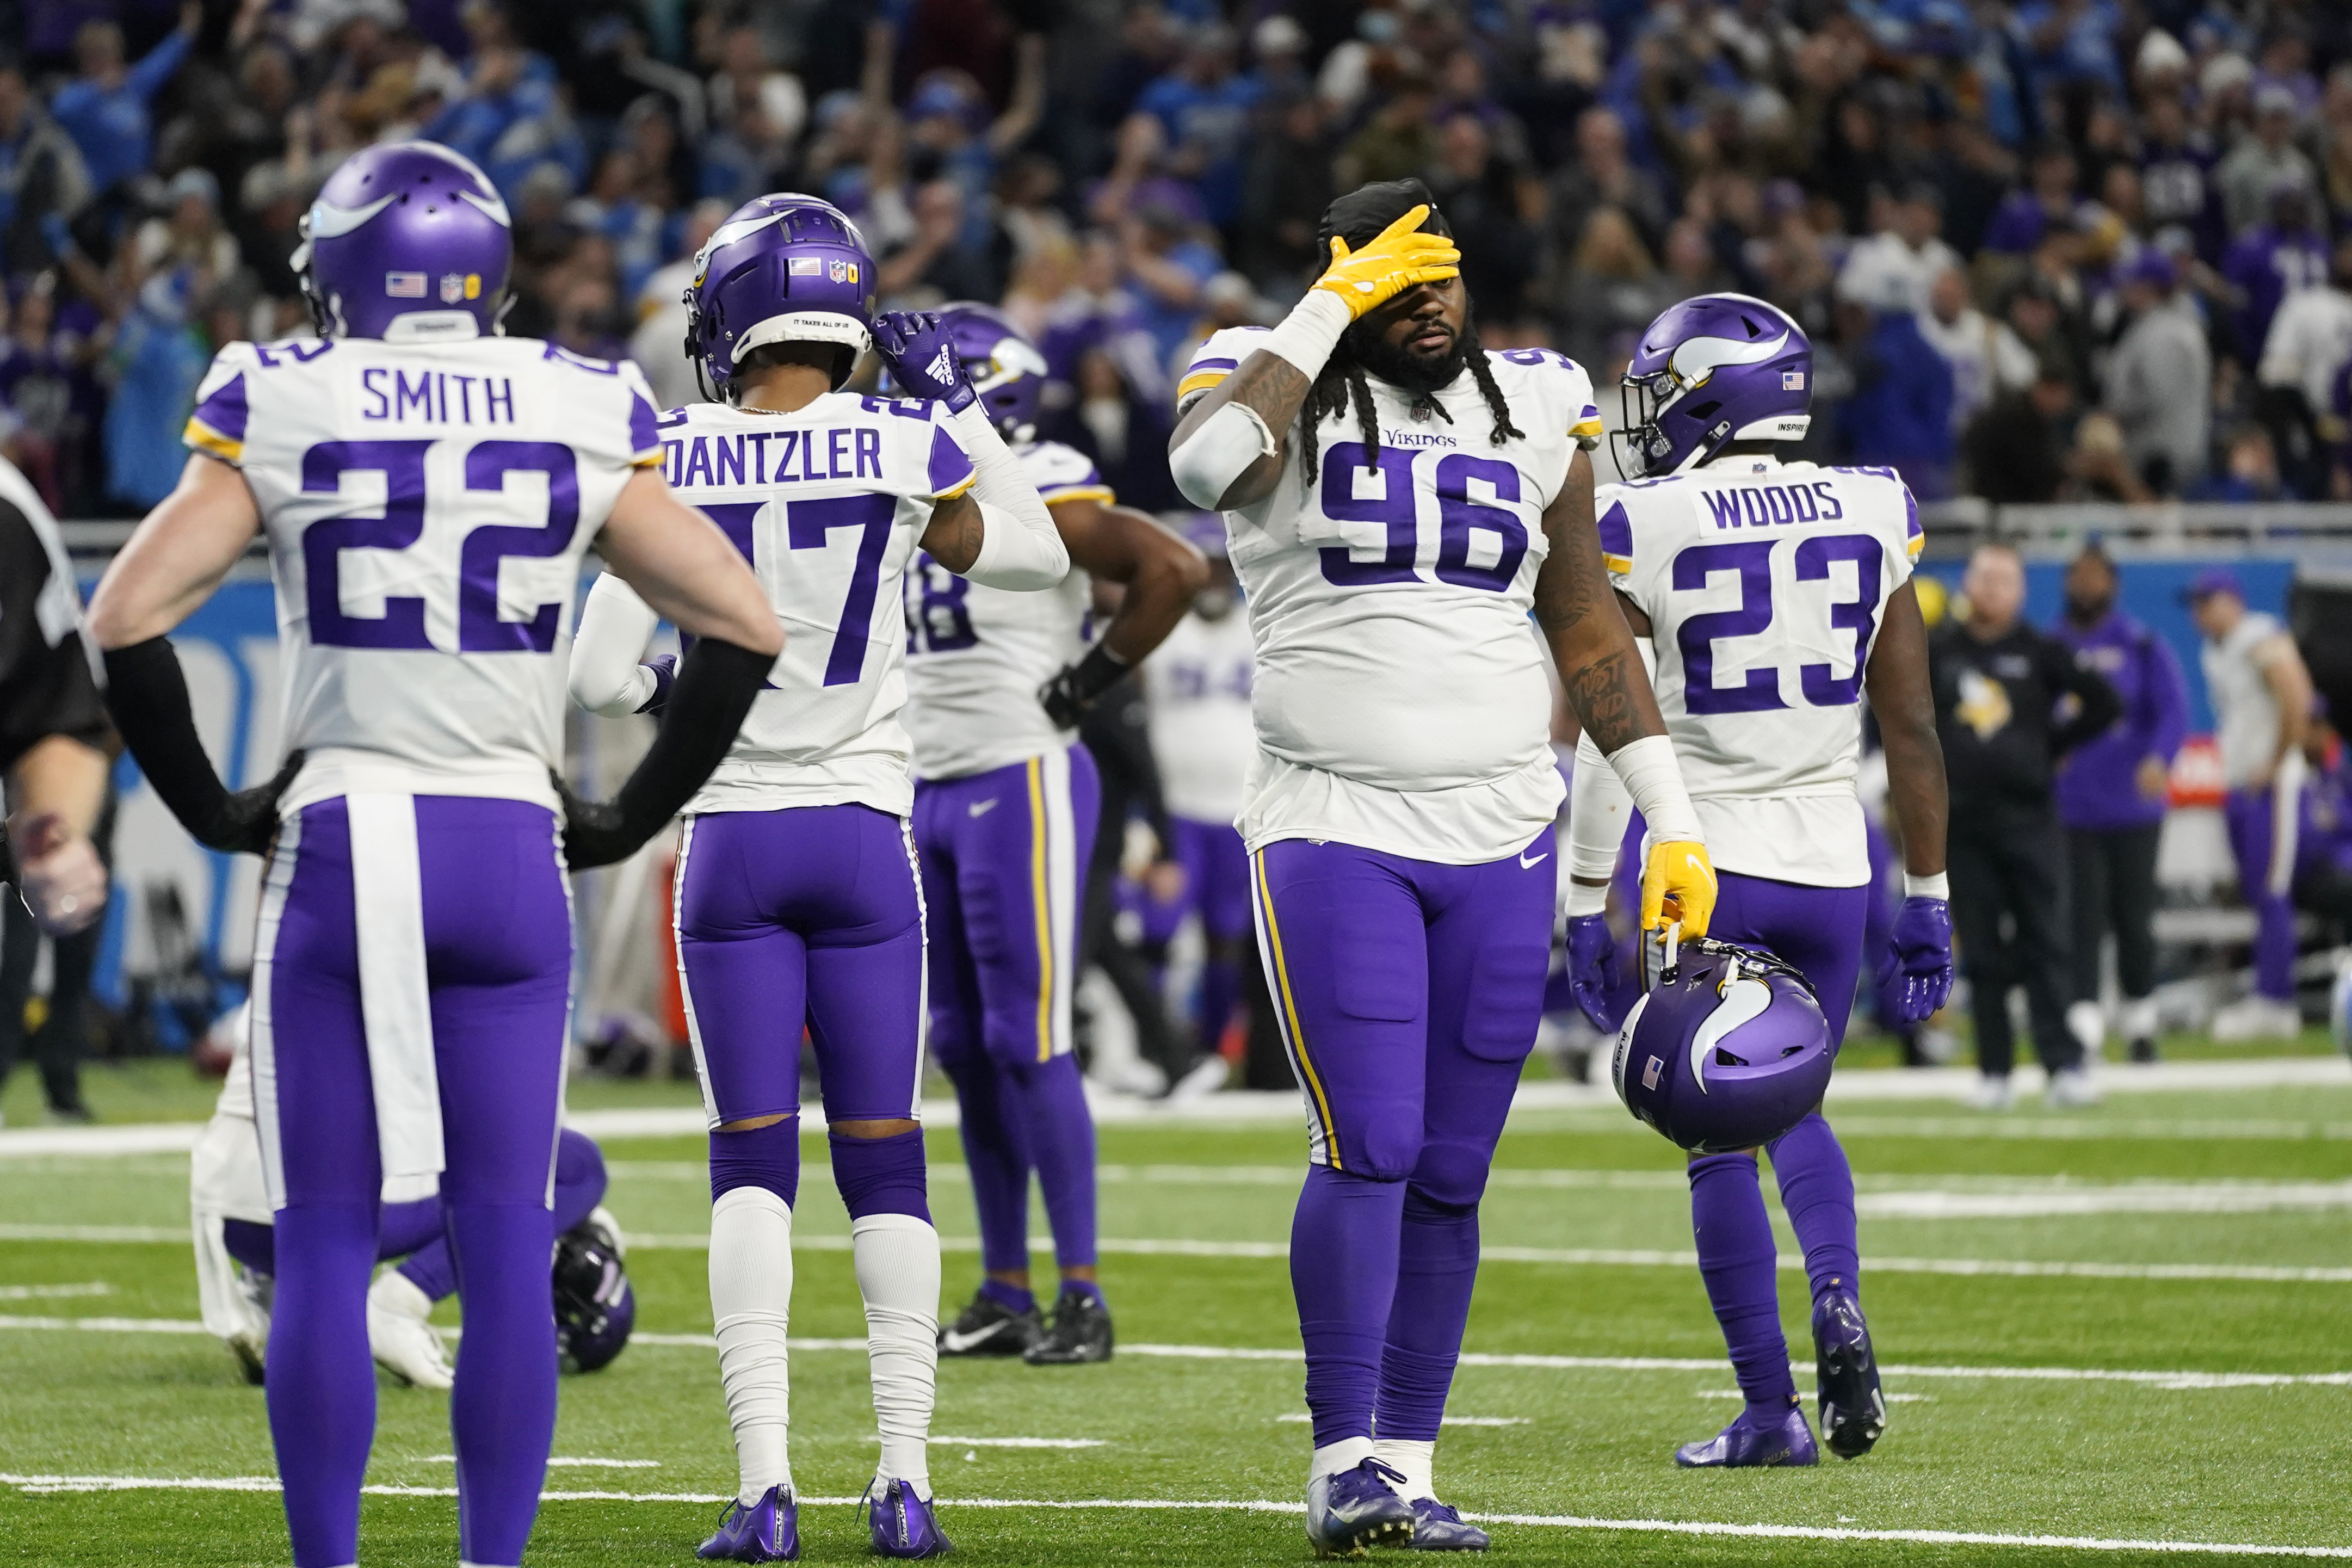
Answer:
[
  {"left": 82, "top": 140, "right": 779, "bottom": 1568},
  {"left": 1170, "top": 178, "right": 1716, "bottom": 1555},
  {"left": 567, "top": 197, "right": 1077, "bottom": 1562},
  {"left": 903, "top": 302, "right": 1205, "bottom": 1368},
  {"left": 1564, "top": 293, "right": 1952, "bottom": 1468}
]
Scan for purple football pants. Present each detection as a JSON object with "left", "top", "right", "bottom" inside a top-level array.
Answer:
[
  {"left": 1690, "top": 871, "right": 1869, "bottom": 1423},
  {"left": 252, "top": 795, "right": 570, "bottom": 1568},
  {"left": 1140, "top": 814, "right": 1253, "bottom": 1045},
  {"left": 915, "top": 746, "right": 1103, "bottom": 1280},
  {"left": 2224, "top": 785, "right": 2299, "bottom": 1003},
  {"left": 674, "top": 804, "right": 928, "bottom": 1131},
  {"left": 1251, "top": 834, "right": 1555, "bottom": 1448},
  {"left": 223, "top": 1127, "right": 608, "bottom": 1302}
]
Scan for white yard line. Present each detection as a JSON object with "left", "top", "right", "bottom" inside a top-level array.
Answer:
[
  {"left": 0, "top": 1474, "right": 2344, "bottom": 1555},
  {"left": 0, "top": 1225, "right": 183, "bottom": 1242},
  {"left": 412, "top": 1455, "right": 659, "bottom": 1468},
  {"left": 0, "top": 1282, "right": 109, "bottom": 1300},
  {"left": 11, "top": 1315, "right": 2340, "bottom": 1391},
  {"left": 1276, "top": 1413, "right": 1527, "bottom": 1426}
]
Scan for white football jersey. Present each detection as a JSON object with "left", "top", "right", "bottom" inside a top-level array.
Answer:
[
  {"left": 1599, "top": 456, "right": 1923, "bottom": 886},
  {"left": 899, "top": 439, "right": 1101, "bottom": 780},
  {"left": 1143, "top": 605, "right": 1255, "bottom": 824},
  {"left": 185, "top": 332, "right": 662, "bottom": 813},
  {"left": 637, "top": 393, "right": 976, "bottom": 815},
  {"left": 1180, "top": 328, "right": 1605, "bottom": 862},
  {"left": 2203, "top": 610, "right": 2286, "bottom": 789}
]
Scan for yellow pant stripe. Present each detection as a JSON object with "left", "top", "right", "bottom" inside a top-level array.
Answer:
[
  {"left": 1027, "top": 756, "right": 1053, "bottom": 1064},
  {"left": 1253, "top": 850, "right": 1341, "bottom": 1169}
]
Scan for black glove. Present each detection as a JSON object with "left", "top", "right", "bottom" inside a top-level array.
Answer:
[
  {"left": 635, "top": 653, "right": 677, "bottom": 715},
  {"left": 103, "top": 637, "right": 304, "bottom": 854},
  {"left": 1039, "top": 643, "right": 1132, "bottom": 729},
  {"left": 555, "top": 635, "right": 773, "bottom": 869}
]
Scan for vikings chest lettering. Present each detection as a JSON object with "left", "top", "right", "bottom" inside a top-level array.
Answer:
[
  {"left": 662, "top": 429, "right": 884, "bottom": 490},
  {"left": 1699, "top": 481, "right": 1844, "bottom": 530},
  {"left": 359, "top": 368, "right": 518, "bottom": 425}
]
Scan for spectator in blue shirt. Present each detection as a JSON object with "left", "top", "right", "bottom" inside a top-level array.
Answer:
[
  {"left": 49, "top": 1, "right": 197, "bottom": 195},
  {"left": 1133, "top": 23, "right": 1263, "bottom": 230},
  {"left": 1842, "top": 303, "right": 1957, "bottom": 498}
]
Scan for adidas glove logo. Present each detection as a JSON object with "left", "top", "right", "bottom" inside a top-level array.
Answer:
[{"left": 927, "top": 347, "right": 956, "bottom": 384}]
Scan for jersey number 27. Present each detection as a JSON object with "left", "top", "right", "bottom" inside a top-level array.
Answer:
[{"left": 1672, "top": 535, "right": 1883, "bottom": 715}]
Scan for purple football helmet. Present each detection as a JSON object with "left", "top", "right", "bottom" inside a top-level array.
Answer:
[
  {"left": 1610, "top": 935, "right": 1834, "bottom": 1153},
  {"left": 685, "top": 193, "right": 876, "bottom": 399},
  {"left": 1614, "top": 293, "right": 1813, "bottom": 479},
  {"left": 934, "top": 301, "right": 1049, "bottom": 438},
  {"left": 294, "top": 141, "right": 513, "bottom": 341},
  {"left": 552, "top": 1221, "right": 633, "bottom": 1373}
]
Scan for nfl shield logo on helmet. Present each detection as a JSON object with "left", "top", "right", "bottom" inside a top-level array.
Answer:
[
  {"left": 829, "top": 258, "right": 858, "bottom": 283},
  {"left": 385, "top": 272, "right": 426, "bottom": 298},
  {"left": 439, "top": 273, "right": 467, "bottom": 304},
  {"left": 787, "top": 255, "right": 822, "bottom": 276}
]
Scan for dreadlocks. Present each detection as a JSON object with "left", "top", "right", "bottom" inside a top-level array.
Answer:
[
  {"left": 1296, "top": 307, "right": 1525, "bottom": 485},
  {"left": 1295, "top": 179, "right": 1524, "bottom": 486}
]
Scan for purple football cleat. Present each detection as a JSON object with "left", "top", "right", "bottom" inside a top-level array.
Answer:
[
  {"left": 1305, "top": 1459, "right": 1416, "bottom": 1558},
  {"left": 1675, "top": 1404, "right": 1820, "bottom": 1468},
  {"left": 696, "top": 1486, "right": 799, "bottom": 1561},
  {"left": 865, "top": 1477, "right": 952, "bottom": 1559},
  {"left": 1406, "top": 1498, "right": 1490, "bottom": 1551},
  {"left": 1813, "top": 1291, "right": 1888, "bottom": 1459}
]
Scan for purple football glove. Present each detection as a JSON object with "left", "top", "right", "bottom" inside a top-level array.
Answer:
[
  {"left": 634, "top": 654, "right": 677, "bottom": 715},
  {"left": 1565, "top": 913, "right": 1629, "bottom": 1034},
  {"left": 1876, "top": 896, "right": 1954, "bottom": 1024},
  {"left": 872, "top": 311, "right": 977, "bottom": 412}
]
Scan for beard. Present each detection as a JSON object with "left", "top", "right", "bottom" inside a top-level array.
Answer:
[
  {"left": 1345, "top": 314, "right": 1468, "bottom": 397},
  {"left": 2064, "top": 590, "right": 2114, "bottom": 626}
]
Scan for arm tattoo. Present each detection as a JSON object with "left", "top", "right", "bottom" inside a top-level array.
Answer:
[
  {"left": 923, "top": 493, "right": 986, "bottom": 572},
  {"left": 1566, "top": 647, "right": 1650, "bottom": 752}
]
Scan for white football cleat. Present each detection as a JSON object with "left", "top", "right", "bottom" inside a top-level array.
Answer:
[
  {"left": 1166, "top": 1054, "right": 1230, "bottom": 1101},
  {"left": 1967, "top": 1074, "right": 2015, "bottom": 1113},
  {"left": 367, "top": 1268, "right": 455, "bottom": 1389},
  {"left": 2210, "top": 995, "right": 2300, "bottom": 1042},
  {"left": 2044, "top": 1066, "right": 2103, "bottom": 1109}
]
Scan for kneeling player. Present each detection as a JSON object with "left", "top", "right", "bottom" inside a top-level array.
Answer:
[
  {"left": 1565, "top": 294, "right": 1953, "bottom": 1465},
  {"left": 570, "top": 201, "right": 1078, "bottom": 1560},
  {"left": 192, "top": 1005, "right": 632, "bottom": 1387}
]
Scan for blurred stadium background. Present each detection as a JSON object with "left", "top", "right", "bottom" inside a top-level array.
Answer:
[{"left": 11, "top": 0, "right": 2352, "bottom": 1112}]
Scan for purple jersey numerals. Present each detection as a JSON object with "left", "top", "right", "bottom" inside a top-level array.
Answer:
[
  {"left": 703, "top": 493, "right": 897, "bottom": 687},
  {"left": 303, "top": 437, "right": 587, "bottom": 653},
  {"left": 1671, "top": 533, "right": 1885, "bottom": 714},
  {"left": 905, "top": 553, "right": 978, "bottom": 653},
  {"left": 1317, "top": 442, "right": 1530, "bottom": 592}
]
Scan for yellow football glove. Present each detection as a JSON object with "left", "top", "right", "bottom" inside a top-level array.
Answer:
[
  {"left": 1309, "top": 204, "right": 1461, "bottom": 322},
  {"left": 1641, "top": 838, "right": 1717, "bottom": 937}
]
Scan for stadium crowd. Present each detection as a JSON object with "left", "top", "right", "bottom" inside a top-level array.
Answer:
[{"left": 0, "top": 0, "right": 2348, "bottom": 517}]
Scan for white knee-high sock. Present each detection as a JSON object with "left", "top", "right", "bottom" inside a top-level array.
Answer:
[
  {"left": 851, "top": 1212, "right": 941, "bottom": 1499},
  {"left": 1373, "top": 1437, "right": 1436, "bottom": 1501},
  {"left": 710, "top": 1186, "right": 794, "bottom": 1505}
]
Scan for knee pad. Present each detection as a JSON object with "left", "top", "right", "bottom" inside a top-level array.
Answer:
[
  {"left": 1403, "top": 1143, "right": 1491, "bottom": 1212},
  {"left": 830, "top": 1128, "right": 930, "bottom": 1223},
  {"left": 553, "top": 1127, "right": 608, "bottom": 1209},
  {"left": 710, "top": 1117, "right": 801, "bottom": 1208}
]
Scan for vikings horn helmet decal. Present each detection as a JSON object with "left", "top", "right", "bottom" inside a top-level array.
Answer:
[
  {"left": 1611, "top": 934, "right": 1836, "bottom": 1152},
  {"left": 1614, "top": 293, "right": 1814, "bottom": 479}
]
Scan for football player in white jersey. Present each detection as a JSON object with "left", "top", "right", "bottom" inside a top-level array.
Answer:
[
  {"left": 1138, "top": 514, "right": 1258, "bottom": 1066},
  {"left": 903, "top": 302, "right": 1207, "bottom": 1367},
  {"left": 1169, "top": 178, "right": 1718, "bottom": 1554},
  {"left": 564, "top": 198, "right": 1077, "bottom": 1561},
  {"left": 1564, "top": 293, "right": 1954, "bottom": 1468},
  {"left": 82, "top": 142, "right": 780, "bottom": 1568}
]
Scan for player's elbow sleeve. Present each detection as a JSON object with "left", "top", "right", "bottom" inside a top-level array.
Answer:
[
  {"left": 1170, "top": 401, "right": 1276, "bottom": 510},
  {"left": 961, "top": 500, "right": 1071, "bottom": 590}
]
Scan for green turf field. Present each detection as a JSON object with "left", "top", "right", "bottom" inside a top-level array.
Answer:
[{"left": 5, "top": 1072, "right": 2352, "bottom": 1565}]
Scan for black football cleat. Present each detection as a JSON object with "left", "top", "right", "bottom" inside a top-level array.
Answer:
[
  {"left": 1812, "top": 1290, "right": 1887, "bottom": 1459},
  {"left": 1022, "top": 1287, "right": 1113, "bottom": 1365},
  {"left": 937, "top": 1289, "right": 1044, "bottom": 1357}
]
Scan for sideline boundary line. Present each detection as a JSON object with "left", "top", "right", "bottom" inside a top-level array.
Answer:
[{"left": 1, "top": 1474, "right": 2345, "bottom": 1555}]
